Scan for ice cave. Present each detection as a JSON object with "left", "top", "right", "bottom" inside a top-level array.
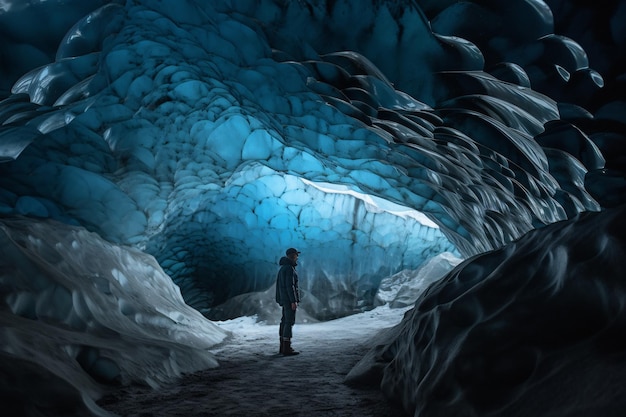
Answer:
[{"left": 0, "top": 0, "right": 625, "bottom": 416}]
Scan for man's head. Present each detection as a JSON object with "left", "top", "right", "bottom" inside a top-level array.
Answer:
[{"left": 286, "top": 247, "right": 301, "bottom": 260}]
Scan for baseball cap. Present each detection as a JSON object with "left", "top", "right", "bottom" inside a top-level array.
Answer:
[{"left": 286, "top": 248, "right": 301, "bottom": 256}]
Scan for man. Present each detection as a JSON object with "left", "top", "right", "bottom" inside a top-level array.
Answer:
[{"left": 275, "top": 247, "right": 301, "bottom": 356}]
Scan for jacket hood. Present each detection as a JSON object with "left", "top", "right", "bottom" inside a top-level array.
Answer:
[{"left": 279, "top": 256, "right": 297, "bottom": 266}]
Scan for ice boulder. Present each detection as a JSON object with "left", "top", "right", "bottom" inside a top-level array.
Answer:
[
  {"left": 375, "top": 251, "right": 462, "bottom": 308},
  {"left": 0, "top": 216, "right": 228, "bottom": 417},
  {"left": 349, "top": 205, "right": 626, "bottom": 417}
]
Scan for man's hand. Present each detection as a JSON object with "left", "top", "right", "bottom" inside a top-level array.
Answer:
[{"left": 291, "top": 302, "right": 298, "bottom": 311}]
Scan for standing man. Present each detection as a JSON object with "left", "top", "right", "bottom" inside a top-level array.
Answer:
[{"left": 275, "top": 247, "right": 301, "bottom": 356}]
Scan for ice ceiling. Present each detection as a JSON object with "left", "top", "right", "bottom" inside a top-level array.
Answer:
[
  {"left": 2, "top": 0, "right": 623, "bottom": 317},
  {"left": 0, "top": 0, "right": 625, "bottom": 415}
]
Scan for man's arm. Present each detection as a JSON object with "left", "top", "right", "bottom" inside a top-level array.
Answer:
[{"left": 289, "top": 268, "right": 298, "bottom": 309}]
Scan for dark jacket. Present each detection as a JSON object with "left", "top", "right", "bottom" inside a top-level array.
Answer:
[{"left": 275, "top": 256, "right": 300, "bottom": 306}]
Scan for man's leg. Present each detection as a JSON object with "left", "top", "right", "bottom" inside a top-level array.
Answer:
[
  {"left": 281, "top": 306, "right": 298, "bottom": 355},
  {"left": 279, "top": 307, "right": 285, "bottom": 353}
]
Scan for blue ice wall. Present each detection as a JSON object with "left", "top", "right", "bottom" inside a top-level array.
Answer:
[{"left": 0, "top": 0, "right": 623, "bottom": 318}]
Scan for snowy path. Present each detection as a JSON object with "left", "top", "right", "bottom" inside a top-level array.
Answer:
[{"left": 98, "top": 307, "right": 409, "bottom": 416}]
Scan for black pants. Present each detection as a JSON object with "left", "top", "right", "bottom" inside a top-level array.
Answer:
[{"left": 279, "top": 305, "right": 296, "bottom": 339}]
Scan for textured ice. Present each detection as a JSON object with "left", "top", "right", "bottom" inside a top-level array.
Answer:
[
  {"left": 0, "top": 217, "right": 227, "bottom": 416},
  {"left": 349, "top": 205, "right": 626, "bottom": 417},
  {"left": 0, "top": 0, "right": 624, "bottom": 416},
  {"left": 0, "top": 0, "right": 611, "bottom": 317},
  {"left": 375, "top": 252, "right": 462, "bottom": 308}
]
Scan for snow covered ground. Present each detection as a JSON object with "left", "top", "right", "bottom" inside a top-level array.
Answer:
[{"left": 98, "top": 305, "right": 411, "bottom": 416}]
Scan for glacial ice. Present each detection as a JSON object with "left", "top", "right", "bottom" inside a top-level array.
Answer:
[
  {"left": 374, "top": 251, "right": 462, "bottom": 308},
  {"left": 349, "top": 205, "right": 626, "bottom": 417},
  {"left": 0, "top": 216, "right": 227, "bottom": 416},
  {"left": 0, "top": 0, "right": 624, "bottom": 416}
]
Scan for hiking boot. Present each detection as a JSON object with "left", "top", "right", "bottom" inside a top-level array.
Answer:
[{"left": 282, "top": 341, "right": 299, "bottom": 356}]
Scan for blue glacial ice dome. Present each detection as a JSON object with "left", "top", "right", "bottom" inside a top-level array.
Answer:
[{"left": 0, "top": 0, "right": 625, "bottom": 415}]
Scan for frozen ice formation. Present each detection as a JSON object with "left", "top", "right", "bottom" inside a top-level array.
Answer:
[
  {"left": 0, "top": 0, "right": 624, "bottom": 416},
  {"left": 0, "top": 217, "right": 227, "bottom": 416},
  {"left": 375, "top": 251, "right": 462, "bottom": 308},
  {"left": 0, "top": 0, "right": 618, "bottom": 320},
  {"left": 349, "top": 205, "right": 626, "bottom": 417}
]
